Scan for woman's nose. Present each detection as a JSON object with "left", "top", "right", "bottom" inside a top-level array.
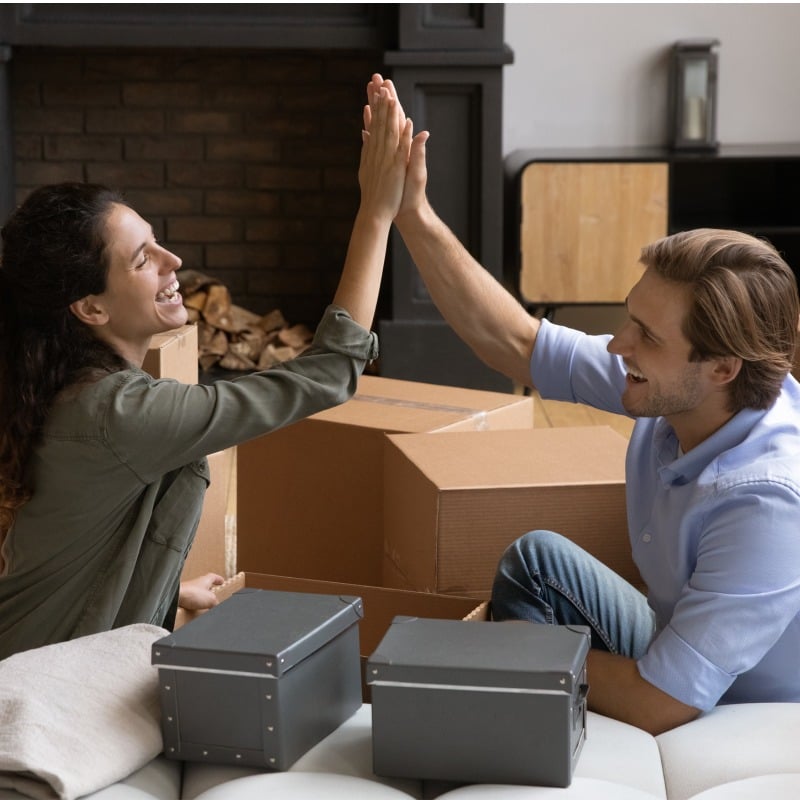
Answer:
[{"left": 160, "top": 247, "right": 182, "bottom": 272}]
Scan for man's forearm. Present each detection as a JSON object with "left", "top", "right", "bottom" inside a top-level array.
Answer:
[
  {"left": 587, "top": 650, "right": 700, "bottom": 735},
  {"left": 395, "top": 202, "right": 539, "bottom": 388}
]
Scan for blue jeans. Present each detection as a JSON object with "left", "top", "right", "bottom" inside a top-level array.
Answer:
[{"left": 491, "top": 530, "right": 656, "bottom": 658}]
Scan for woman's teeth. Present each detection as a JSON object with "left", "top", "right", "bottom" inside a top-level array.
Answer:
[{"left": 156, "top": 281, "right": 180, "bottom": 302}]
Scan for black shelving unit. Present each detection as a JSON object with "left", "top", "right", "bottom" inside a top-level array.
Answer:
[{"left": 505, "top": 144, "right": 800, "bottom": 289}]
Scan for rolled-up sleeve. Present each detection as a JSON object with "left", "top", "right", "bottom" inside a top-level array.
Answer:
[
  {"left": 637, "top": 483, "right": 800, "bottom": 710},
  {"left": 531, "top": 319, "right": 628, "bottom": 415}
]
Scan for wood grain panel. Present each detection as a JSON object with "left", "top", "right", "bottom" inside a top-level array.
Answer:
[
  {"left": 519, "top": 162, "right": 668, "bottom": 303},
  {"left": 531, "top": 389, "right": 633, "bottom": 439}
]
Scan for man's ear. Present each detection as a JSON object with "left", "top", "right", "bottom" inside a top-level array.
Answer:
[
  {"left": 711, "top": 355, "right": 742, "bottom": 387},
  {"left": 69, "top": 295, "right": 109, "bottom": 327}
]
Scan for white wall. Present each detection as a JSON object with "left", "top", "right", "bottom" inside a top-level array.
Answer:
[{"left": 502, "top": 3, "right": 800, "bottom": 155}]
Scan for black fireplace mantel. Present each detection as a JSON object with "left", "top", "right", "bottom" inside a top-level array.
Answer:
[
  {"left": 0, "top": 4, "right": 392, "bottom": 50},
  {"left": 0, "top": 3, "right": 514, "bottom": 391}
]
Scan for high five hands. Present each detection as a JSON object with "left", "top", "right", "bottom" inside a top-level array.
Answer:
[{"left": 363, "top": 73, "right": 430, "bottom": 221}]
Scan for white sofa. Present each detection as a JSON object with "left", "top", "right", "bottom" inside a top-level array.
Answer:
[
  {"left": 2, "top": 701, "right": 799, "bottom": 800},
  {"left": 1, "top": 623, "right": 798, "bottom": 800}
]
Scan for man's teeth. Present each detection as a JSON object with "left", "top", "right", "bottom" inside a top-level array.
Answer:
[
  {"left": 628, "top": 366, "right": 646, "bottom": 382},
  {"left": 156, "top": 281, "right": 180, "bottom": 301}
]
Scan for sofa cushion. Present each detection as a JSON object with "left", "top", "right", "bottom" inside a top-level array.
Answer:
[
  {"left": 189, "top": 773, "right": 419, "bottom": 799},
  {"left": 574, "top": 712, "right": 666, "bottom": 798},
  {"left": 181, "top": 706, "right": 422, "bottom": 800},
  {"left": 656, "top": 703, "right": 800, "bottom": 800},
  {"left": 688, "top": 774, "right": 800, "bottom": 799},
  {"left": 115, "top": 758, "right": 181, "bottom": 800},
  {"left": 429, "top": 778, "right": 660, "bottom": 799}
]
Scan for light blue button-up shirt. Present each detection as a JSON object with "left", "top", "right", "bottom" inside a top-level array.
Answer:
[{"left": 532, "top": 319, "right": 800, "bottom": 711}]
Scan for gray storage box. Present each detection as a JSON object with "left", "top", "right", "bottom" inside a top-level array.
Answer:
[
  {"left": 367, "top": 617, "right": 590, "bottom": 787},
  {"left": 152, "top": 588, "right": 363, "bottom": 768}
]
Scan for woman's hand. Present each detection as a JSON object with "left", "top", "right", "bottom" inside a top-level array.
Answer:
[
  {"left": 178, "top": 572, "right": 225, "bottom": 611},
  {"left": 358, "top": 74, "right": 412, "bottom": 224},
  {"left": 363, "top": 73, "right": 430, "bottom": 222}
]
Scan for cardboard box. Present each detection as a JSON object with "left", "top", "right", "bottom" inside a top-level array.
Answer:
[
  {"left": 368, "top": 618, "right": 590, "bottom": 787},
  {"left": 182, "top": 447, "right": 237, "bottom": 580},
  {"left": 383, "top": 426, "right": 638, "bottom": 598},
  {"left": 176, "top": 572, "right": 482, "bottom": 701},
  {"left": 237, "top": 375, "right": 533, "bottom": 585},
  {"left": 153, "top": 587, "right": 362, "bottom": 769},
  {"left": 142, "top": 327, "right": 233, "bottom": 581},
  {"left": 142, "top": 324, "right": 199, "bottom": 384}
]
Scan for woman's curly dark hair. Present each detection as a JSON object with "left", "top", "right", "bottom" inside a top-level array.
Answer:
[{"left": 0, "top": 183, "right": 129, "bottom": 532}]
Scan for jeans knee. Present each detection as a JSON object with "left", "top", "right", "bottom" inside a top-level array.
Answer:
[
  {"left": 495, "top": 530, "right": 554, "bottom": 582},
  {"left": 503, "top": 529, "right": 563, "bottom": 565}
]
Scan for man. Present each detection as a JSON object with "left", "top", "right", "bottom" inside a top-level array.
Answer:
[{"left": 375, "top": 76, "right": 800, "bottom": 735}]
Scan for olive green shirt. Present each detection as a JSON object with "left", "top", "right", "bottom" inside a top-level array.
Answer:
[{"left": 0, "top": 306, "right": 378, "bottom": 660}]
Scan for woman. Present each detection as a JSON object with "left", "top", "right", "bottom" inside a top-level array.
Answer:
[{"left": 0, "top": 75, "right": 417, "bottom": 660}]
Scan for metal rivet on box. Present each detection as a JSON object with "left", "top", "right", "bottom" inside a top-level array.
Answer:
[
  {"left": 265, "top": 694, "right": 272, "bottom": 700},
  {"left": 155, "top": 651, "right": 161, "bottom": 657},
  {"left": 266, "top": 660, "right": 273, "bottom": 667},
  {"left": 280, "top": 657, "right": 284, "bottom": 664},
  {"left": 372, "top": 669, "right": 378, "bottom": 675},
  {"left": 169, "top": 747, "right": 175, "bottom": 753},
  {"left": 203, "top": 751, "right": 208, "bottom": 757},
  {"left": 164, "top": 685, "right": 171, "bottom": 691},
  {"left": 269, "top": 758, "right": 276, "bottom": 765},
  {"left": 167, "top": 716, "right": 173, "bottom": 723},
  {"left": 267, "top": 725, "right": 274, "bottom": 732},
  {"left": 560, "top": 678, "right": 566, "bottom": 685},
  {"left": 235, "top": 754, "right": 242, "bottom": 760}
]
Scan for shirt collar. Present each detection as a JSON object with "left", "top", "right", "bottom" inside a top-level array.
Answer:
[{"left": 655, "top": 407, "right": 766, "bottom": 486}]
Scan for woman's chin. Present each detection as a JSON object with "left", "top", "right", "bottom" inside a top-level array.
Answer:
[{"left": 156, "top": 303, "right": 189, "bottom": 331}]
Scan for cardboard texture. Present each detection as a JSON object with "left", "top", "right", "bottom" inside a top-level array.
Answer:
[
  {"left": 383, "top": 425, "right": 637, "bottom": 598},
  {"left": 237, "top": 375, "right": 534, "bottom": 585},
  {"left": 142, "top": 324, "right": 199, "bottom": 384},
  {"left": 153, "top": 588, "right": 362, "bottom": 769},
  {"left": 183, "top": 447, "right": 237, "bottom": 580},
  {"left": 368, "top": 618, "right": 590, "bottom": 787},
  {"left": 176, "top": 572, "right": 481, "bottom": 701},
  {"left": 141, "top": 326, "right": 235, "bottom": 581}
]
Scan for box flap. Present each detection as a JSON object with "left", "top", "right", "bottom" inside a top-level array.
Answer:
[
  {"left": 384, "top": 427, "right": 627, "bottom": 489},
  {"left": 307, "top": 375, "right": 530, "bottom": 433},
  {"left": 367, "top": 617, "right": 589, "bottom": 692},
  {"left": 153, "top": 588, "right": 362, "bottom": 676}
]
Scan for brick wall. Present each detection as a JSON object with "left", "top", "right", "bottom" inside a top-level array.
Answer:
[{"left": 11, "top": 46, "right": 382, "bottom": 325}]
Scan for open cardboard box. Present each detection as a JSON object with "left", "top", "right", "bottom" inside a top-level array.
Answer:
[
  {"left": 237, "top": 375, "right": 533, "bottom": 586},
  {"left": 142, "top": 324, "right": 199, "bottom": 384},
  {"left": 176, "top": 571, "right": 484, "bottom": 701},
  {"left": 140, "top": 323, "right": 236, "bottom": 581},
  {"left": 383, "top": 425, "right": 639, "bottom": 599},
  {"left": 182, "top": 446, "right": 237, "bottom": 580}
]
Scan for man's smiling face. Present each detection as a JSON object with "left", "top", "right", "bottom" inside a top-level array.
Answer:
[{"left": 606, "top": 267, "right": 715, "bottom": 422}]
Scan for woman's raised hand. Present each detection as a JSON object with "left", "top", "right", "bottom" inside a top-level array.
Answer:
[{"left": 358, "top": 73, "right": 412, "bottom": 224}]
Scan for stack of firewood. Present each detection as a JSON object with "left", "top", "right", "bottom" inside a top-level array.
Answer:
[{"left": 180, "top": 270, "right": 313, "bottom": 372}]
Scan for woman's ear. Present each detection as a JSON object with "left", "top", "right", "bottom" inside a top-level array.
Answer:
[{"left": 69, "top": 295, "right": 108, "bottom": 327}]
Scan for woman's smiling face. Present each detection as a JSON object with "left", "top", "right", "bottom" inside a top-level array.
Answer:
[{"left": 92, "top": 203, "right": 187, "bottom": 361}]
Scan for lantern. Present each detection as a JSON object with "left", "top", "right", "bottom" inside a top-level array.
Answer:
[{"left": 668, "top": 38, "right": 720, "bottom": 150}]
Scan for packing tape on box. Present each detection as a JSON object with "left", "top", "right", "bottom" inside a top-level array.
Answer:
[{"left": 354, "top": 395, "right": 490, "bottom": 431}]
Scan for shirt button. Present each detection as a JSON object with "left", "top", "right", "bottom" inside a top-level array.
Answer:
[{"left": 642, "top": 533, "right": 652, "bottom": 543}]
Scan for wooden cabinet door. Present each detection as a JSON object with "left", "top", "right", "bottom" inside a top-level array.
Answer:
[{"left": 519, "top": 162, "right": 668, "bottom": 304}]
